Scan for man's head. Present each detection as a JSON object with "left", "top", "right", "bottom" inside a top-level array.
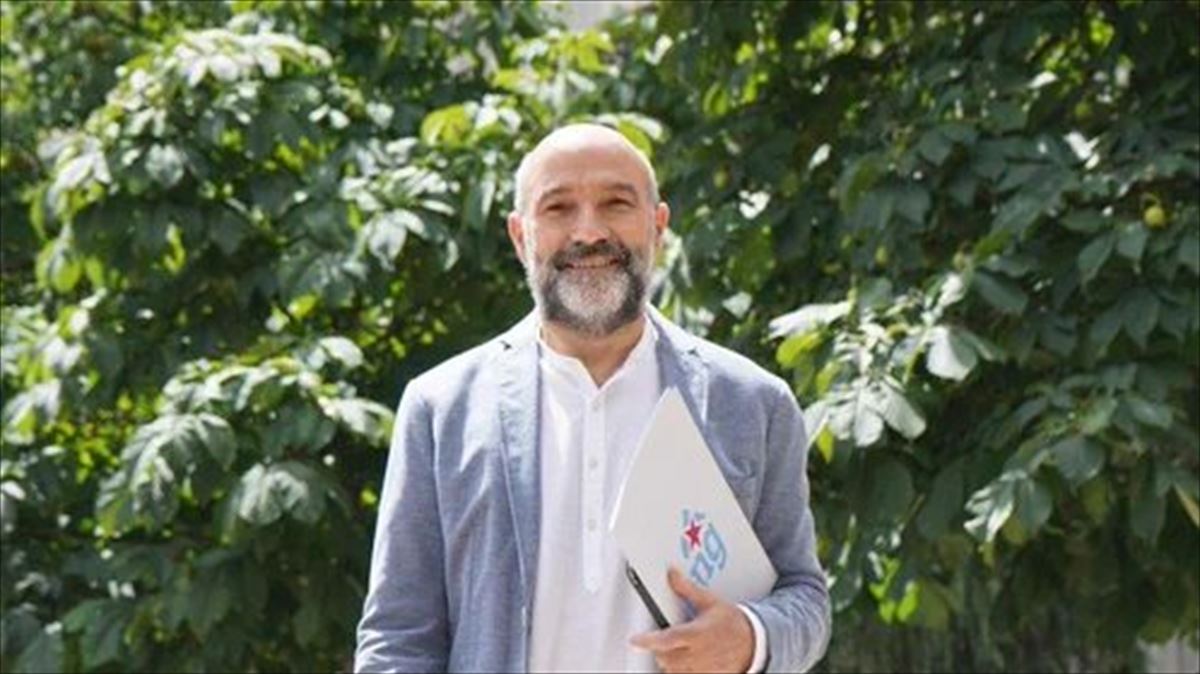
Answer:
[{"left": 507, "top": 123, "right": 670, "bottom": 338}]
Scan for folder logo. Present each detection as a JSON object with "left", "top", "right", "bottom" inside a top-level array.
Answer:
[{"left": 679, "top": 509, "right": 729, "bottom": 588}]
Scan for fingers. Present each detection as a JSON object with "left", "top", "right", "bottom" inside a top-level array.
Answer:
[
  {"left": 667, "top": 565, "right": 718, "bottom": 611},
  {"left": 655, "top": 650, "right": 695, "bottom": 674},
  {"left": 629, "top": 626, "right": 691, "bottom": 653}
]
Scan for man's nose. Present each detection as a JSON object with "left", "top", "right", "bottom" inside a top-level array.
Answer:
[{"left": 571, "top": 210, "right": 611, "bottom": 246}]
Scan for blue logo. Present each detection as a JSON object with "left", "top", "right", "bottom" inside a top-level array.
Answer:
[{"left": 679, "top": 509, "right": 728, "bottom": 588}]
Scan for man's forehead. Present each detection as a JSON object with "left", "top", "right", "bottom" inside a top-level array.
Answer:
[
  {"left": 525, "top": 143, "right": 651, "bottom": 195},
  {"left": 534, "top": 178, "right": 640, "bottom": 201}
]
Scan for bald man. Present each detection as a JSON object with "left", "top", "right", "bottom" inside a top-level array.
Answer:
[{"left": 355, "top": 125, "right": 830, "bottom": 673}]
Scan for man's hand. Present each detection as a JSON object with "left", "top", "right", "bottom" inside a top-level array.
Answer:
[{"left": 629, "top": 566, "right": 755, "bottom": 674}]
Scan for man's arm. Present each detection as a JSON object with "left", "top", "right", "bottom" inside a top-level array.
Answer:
[
  {"left": 355, "top": 385, "right": 451, "bottom": 673},
  {"left": 741, "top": 379, "right": 832, "bottom": 673}
]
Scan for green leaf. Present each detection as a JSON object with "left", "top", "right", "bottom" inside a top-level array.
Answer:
[
  {"left": 463, "top": 174, "right": 497, "bottom": 231},
  {"left": 292, "top": 598, "right": 323, "bottom": 647},
  {"left": 971, "top": 270, "right": 1028, "bottom": 314},
  {"left": 925, "top": 326, "right": 978, "bottom": 381},
  {"left": 956, "top": 327, "right": 1006, "bottom": 362},
  {"left": 852, "top": 385, "right": 885, "bottom": 447},
  {"left": 1080, "top": 477, "right": 1112, "bottom": 524},
  {"left": 117, "top": 412, "right": 248, "bottom": 526},
  {"left": 237, "top": 461, "right": 328, "bottom": 525},
  {"left": 1121, "top": 288, "right": 1159, "bottom": 347},
  {"left": 1014, "top": 478, "right": 1053, "bottom": 535},
  {"left": 2, "top": 381, "right": 62, "bottom": 446},
  {"left": 1123, "top": 393, "right": 1173, "bottom": 429},
  {"left": 318, "top": 336, "right": 363, "bottom": 370},
  {"left": 776, "top": 331, "right": 822, "bottom": 368},
  {"left": 1049, "top": 436, "right": 1104, "bottom": 487},
  {"left": 1115, "top": 221, "right": 1148, "bottom": 264},
  {"left": 965, "top": 473, "right": 1017, "bottom": 543},
  {"left": 875, "top": 382, "right": 926, "bottom": 440},
  {"left": 987, "top": 99, "right": 1026, "bottom": 132},
  {"left": 935, "top": 272, "right": 968, "bottom": 311},
  {"left": 1078, "top": 397, "right": 1117, "bottom": 435},
  {"left": 1088, "top": 304, "right": 1124, "bottom": 353},
  {"left": 1175, "top": 487, "right": 1200, "bottom": 527},
  {"left": 948, "top": 174, "right": 977, "bottom": 206},
  {"left": 185, "top": 579, "right": 233, "bottom": 638},
  {"left": 911, "top": 579, "right": 954, "bottom": 630},
  {"left": 992, "top": 194, "right": 1042, "bottom": 234},
  {"left": 1077, "top": 231, "right": 1115, "bottom": 284},
  {"left": 14, "top": 623, "right": 63, "bottom": 674},
  {"left": 917, "top": 128, "right": 953, "bottom": 165},
  {"left": 1061, "top": 210, "right": 1105, "bottom": 233},
  {"left": 615, "top": 118, "right": 654, "bottom": 158},
  {"left": 209, "top": 208, "right": 251, "bottom": 256},
  {"left": 420, "top": 104, "right": 471, "bottom": 146},
  {"left": 145, "top": 144, "right": 186, "bottom": 188},
  {"left": 360, "top": 209, "right": 421, "bottom": 268},
  {"left": 36, "top": 232, "right": 82, "bottom": 294},
  {"left": 1131, "top": 478, "right": 1166, "bottom": 544},
  {"left": 895, "top": 185, "right": 931, "bottom": 224},
  {"left": 939, "top": 121, "right": 978, "bottom": 144},
  {"left": 916, "top": 461, "right": 964, "bottom": 539},
  {"left": 1178, "top": 230, "right": 1200, "bottom": 274},
  {"left": 318, "top": 397, "right": 394, "bottom": 447},
  {"left": 864, "top": 456, "right": 914, "bottom": 523},
  {"left": 768, "top": 301, "right": 850, "bottom": 338},
  {"left": 77, "top": 601, "right": 129, "bottom": 670},
  {"left": 815, "top": 426, "right": 835, "bottom": 464},
  {"left": 127, "top": 413, "right": 238, "bottom": 473},
  {"left": 836, "top": 152, "right": 886, "bottom": 215}
]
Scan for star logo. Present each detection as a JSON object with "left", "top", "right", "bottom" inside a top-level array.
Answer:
[{"left": 684, "top": 519, "right": 703, "bottom": 549}]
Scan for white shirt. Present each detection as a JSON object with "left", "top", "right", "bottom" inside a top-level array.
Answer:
[{"left": 528, "top": 316, "right": 768, "bottom": 673}]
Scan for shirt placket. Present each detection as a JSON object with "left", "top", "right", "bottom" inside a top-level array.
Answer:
[{"left": 581, "top": 389, "right": 605, "bottom": 593}]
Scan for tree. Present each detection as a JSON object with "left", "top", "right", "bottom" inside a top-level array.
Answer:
[
  {"left": 2, "top": 1, "right": 1197, "bottom": 672},
  {"left": 610, "top": 1, "right": 1199, "bottom": 669}
]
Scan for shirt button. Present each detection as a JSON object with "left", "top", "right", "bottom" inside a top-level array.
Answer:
[
  {"left": 587, "top": 518, "right": 597, "bottom": 531},
  {"left": 590, "top": 398, "right": 601, "bottom": 411},
  {"left": 588, "top": 457, "right": 598, "bottom": 470}
]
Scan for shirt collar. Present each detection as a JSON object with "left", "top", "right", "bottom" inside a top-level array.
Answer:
[{"left": 536, "top": 313, "right": 658, "bottom": 390}]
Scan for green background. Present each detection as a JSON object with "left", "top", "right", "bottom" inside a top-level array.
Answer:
[{"left": 2, "top": 1, "right": 1197, "bottom": 671}]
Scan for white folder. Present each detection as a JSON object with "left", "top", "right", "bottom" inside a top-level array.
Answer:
[{"left": 609, "top": 387, "right": 777, "bottom": 626}]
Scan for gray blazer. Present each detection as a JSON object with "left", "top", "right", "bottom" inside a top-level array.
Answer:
[{"left": 355, "top": 308, "right": 831, "bottom": 673}]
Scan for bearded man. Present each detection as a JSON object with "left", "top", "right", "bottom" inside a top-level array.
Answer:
[{"left": 355, "top": 124, "right": 830, "bottom": 673}]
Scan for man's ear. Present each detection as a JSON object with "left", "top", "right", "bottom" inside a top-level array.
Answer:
[
  {"left": 507, "top": 210, "right": 528, "bottom": 265},
  {"left": 654, "top": 201, "right": 670, "bottom": 245}
]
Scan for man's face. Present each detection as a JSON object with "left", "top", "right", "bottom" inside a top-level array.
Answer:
[{"left": 508, "top": 138, "right": 669, "bottom": 337}]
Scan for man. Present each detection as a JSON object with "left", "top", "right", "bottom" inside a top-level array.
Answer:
[{"left": 355, "top": 124, "right": 830, "bottom": 673}]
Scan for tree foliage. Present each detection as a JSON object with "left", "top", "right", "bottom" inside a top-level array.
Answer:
[{"left": 2, "top": 1, "right": 1197, "bottom": 672}]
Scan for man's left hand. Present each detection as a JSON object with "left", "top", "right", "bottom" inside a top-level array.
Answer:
[{"left": 629, "top": 566, "right": 754, "bottom": 673}]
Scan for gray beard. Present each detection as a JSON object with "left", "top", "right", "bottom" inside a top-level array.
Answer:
[{"left": 526, "top": 240, "right": 652, "bottom": 338}]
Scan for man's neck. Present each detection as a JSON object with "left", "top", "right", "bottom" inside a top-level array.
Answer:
[{"left": 541, "top": 313, "right": 648, "bottom": 388}]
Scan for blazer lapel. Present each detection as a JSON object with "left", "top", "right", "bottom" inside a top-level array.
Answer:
[
  {"left": 496, "top": 312, "right": 541, "bottom": 614},
  {"left": 649, "top": 306, "right": 710, "bottom": 432}
]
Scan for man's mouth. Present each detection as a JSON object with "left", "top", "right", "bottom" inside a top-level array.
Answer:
[{"left": 559, "top": 256, "right": 621, "bottom": 270}]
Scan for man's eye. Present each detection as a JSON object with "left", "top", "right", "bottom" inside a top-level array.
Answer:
[
  {"left": 545, "top": 203, "right": 567, "bottom": 213},
  {"left": 606, "top": 200, "right": 633, "bottom": 209}
]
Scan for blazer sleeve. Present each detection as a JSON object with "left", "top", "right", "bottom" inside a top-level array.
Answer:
[
  {"left": 355, "top": 384, "right": 450, "bottom": 673},
  {"left": 742, "top": 379, "right": 832, "bottom": 673}
]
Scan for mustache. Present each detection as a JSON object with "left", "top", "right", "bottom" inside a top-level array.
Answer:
[{"left": 550, "top": 240, "right": 633, "bottom": 270}]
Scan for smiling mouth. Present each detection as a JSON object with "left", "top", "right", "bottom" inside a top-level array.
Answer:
[{"left": 560, "top": 257, "right": 621, "bottom": 270}]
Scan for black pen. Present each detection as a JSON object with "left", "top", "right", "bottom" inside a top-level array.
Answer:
[{"left": 625, "top": 562, "right": 670, "bottom": 630}]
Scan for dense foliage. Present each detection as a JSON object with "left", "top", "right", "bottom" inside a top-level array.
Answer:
[{"left": 2, "top": 1, "right": 1197, "bottom": 672}]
